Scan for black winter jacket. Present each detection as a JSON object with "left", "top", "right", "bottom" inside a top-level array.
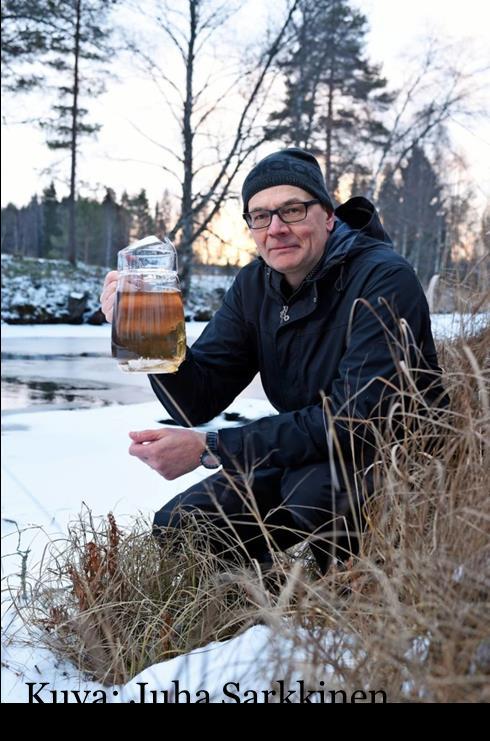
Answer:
[{"left": 150, "top": 197, "right": 448, "bottom": 471}]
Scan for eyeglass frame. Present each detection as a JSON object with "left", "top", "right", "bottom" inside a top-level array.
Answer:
[{"left": 242, "top": 199, "right": 322, "bottom": 229}]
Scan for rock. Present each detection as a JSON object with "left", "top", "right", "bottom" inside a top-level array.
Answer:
[
  {"left": 86, "top": 307, "right": 108, "bottom": 325},
  {"left": 9, "top": 302, "right": 58, "bottom": 324},
  {"left": 192, "top": 308, "right": 213, "bottom": 321},
  {"left": 67, "top": 291, "right": 89, "bottom": 324}
]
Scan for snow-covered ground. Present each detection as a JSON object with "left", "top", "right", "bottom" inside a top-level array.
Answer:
[
  {"left": 1, "top": 253, "right": 236, "bottom": 324},
  {"left": 1, "top": 312, "right": 488, "bottom": 703}
]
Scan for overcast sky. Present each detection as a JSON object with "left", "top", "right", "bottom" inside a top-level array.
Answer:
[{"left": 1, "top": 0, "right": 489, "bottom": 210}]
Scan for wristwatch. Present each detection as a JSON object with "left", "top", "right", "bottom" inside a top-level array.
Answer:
[{"left": 200, "top": 431, "right": 221, "bottom": 469}]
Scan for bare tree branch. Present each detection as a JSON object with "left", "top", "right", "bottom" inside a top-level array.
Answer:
[
  {"left": 127, "top": 118, "right": 184, "bottom": 161},
  {"left": 190, "top": 0, "right": 300, "bottom": 220}
]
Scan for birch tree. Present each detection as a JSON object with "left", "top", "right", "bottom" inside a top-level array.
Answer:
[{"left": 124, "top": 0, "right": 300, "bottom": 292}]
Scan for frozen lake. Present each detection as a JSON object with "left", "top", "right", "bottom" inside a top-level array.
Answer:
[
  {"left": 1, "top": 323, "right": 267, "bottom": 414},
  {"left": 1, "top": 313, "right": 487, "bottom": 414}
]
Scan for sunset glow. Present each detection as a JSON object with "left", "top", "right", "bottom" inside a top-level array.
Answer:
[{"left": 194, "top": 201, "right": 257, "bottom": 267}]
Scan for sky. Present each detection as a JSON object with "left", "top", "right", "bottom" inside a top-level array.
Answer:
[{"left": 1, "top": 0, "right": 489, "bottom": 212}]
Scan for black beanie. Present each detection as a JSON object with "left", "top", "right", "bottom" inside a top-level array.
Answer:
[{"left": 242, "top": 147, "right": 334, "bottom": 213}]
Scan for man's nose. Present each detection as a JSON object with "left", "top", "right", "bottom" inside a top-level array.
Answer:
[{"left": 267, "top": 214, "right": 290, "bottom": 235}]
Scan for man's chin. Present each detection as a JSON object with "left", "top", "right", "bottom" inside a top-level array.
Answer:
[{"left": 269, "top": 253, "right": 301, "bottom": 271}]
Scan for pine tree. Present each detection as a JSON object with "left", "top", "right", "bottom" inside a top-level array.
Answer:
[
  {"left": 2, "top": 1, "right": 119, "bottom": 264},
  {"left": 154, "top": 189, "right": 173, "bottom": 240},
  {"left": 16, "top": 196, "right": 43, "bottom": 256},
  {"left": 38, "top": 0, "right": 118, "bottom": 265},
  {"left": 120, "top": 191, "right": 132, "bottom": 248},
  {"left": 1, "top": 0, "right": 62, "bottom": 90},
  {"left": 268, "top": 0, "right": 393, "bottom": 194}
]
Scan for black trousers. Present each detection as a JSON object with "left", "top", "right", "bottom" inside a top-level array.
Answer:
[{"left": 153, "top": 461, "right": 370, "bottom": 574}]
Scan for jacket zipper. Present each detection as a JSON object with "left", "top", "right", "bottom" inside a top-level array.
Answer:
[
  {"left": 274, "top": 259, "right": 343, "bottom": 324},
  {"left": 279, "top": 278, "right": 318, "bottom": 324}
]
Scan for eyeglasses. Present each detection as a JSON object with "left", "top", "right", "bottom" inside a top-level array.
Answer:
[{"left": 243, "top": 199, "right": 321, "bottom": 229}]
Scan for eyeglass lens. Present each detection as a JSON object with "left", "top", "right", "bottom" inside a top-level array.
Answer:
[{"left": 247, "top": 202, "right": 309, "bottom": 228}]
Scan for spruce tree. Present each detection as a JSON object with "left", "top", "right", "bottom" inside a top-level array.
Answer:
[
  {"left": 378, "top": 146, "right": 446, "bottom": 285},
  {"left": 127, "top": 190, "right": 155, "bottom": 241},
  {"left": 102, "top": 188, "right": 118, "bottom": 267},
  {"left": 41, "top": 181, "right": 61, "bottom": 257},
  {"left": 1, "top": 203, "right": 20, "bottom": 254}
]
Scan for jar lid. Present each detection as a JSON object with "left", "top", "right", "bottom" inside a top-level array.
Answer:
[
  {"left": 121, "top": 235, "right": 175, "bottom": 253},
  {"left": 118, "top": 236, "right": 177, "bottom": 271}
]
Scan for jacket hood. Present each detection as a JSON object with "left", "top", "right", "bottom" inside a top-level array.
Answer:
[{"left": 314, "top": 196, "right": 393, "bottom": 278}]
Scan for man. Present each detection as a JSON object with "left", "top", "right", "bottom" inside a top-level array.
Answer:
[{"left": 101, "top": 148, "right": 448, "bottom": 573}]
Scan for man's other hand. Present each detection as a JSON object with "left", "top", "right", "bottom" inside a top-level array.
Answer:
[{"left": 128, "top": 428, "right": 207, "bottom": 480}]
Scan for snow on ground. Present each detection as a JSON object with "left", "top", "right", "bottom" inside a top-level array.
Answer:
[
  {"left": 113, "top": 624, "right": 339, "bottom": 704},
  {"left": 2, "top": 397, "right": 276, "bottom": 536},
  {"left": 3, "top": 613, "right": 337, "bottom": 704},
  {"left": 429, "top": 312, "right": 489, "bottom": 339},
  {"left": 1, "top": 253, "right": 236, "bottom": 324}
]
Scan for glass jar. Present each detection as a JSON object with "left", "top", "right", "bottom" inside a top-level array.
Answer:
[{"left": 111, "top": 236, "right": 186, "bottom": 373}]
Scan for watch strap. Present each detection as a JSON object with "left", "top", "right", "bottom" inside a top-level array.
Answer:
[{"left": 205, "top": 431, "right": 219, "bottom": 456}]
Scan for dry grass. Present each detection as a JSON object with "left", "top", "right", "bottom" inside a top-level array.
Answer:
[
  {"left": 8, "top": 317, "right": 490, "bottom": 701},
  {"left": 17, "top": 512, "right": 262, "bottom": 686}
]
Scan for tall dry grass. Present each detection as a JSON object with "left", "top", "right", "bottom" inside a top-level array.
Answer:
[
  {"left": 7, "top": 318, "right": 489, "bottom": 701},
  {"left": 269, "top": 321, "right": 489, "bottom": 702}
]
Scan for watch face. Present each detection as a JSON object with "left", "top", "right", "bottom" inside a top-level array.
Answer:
[{"left": 201, "top": 452, "right": 220, "bottom": 469}]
